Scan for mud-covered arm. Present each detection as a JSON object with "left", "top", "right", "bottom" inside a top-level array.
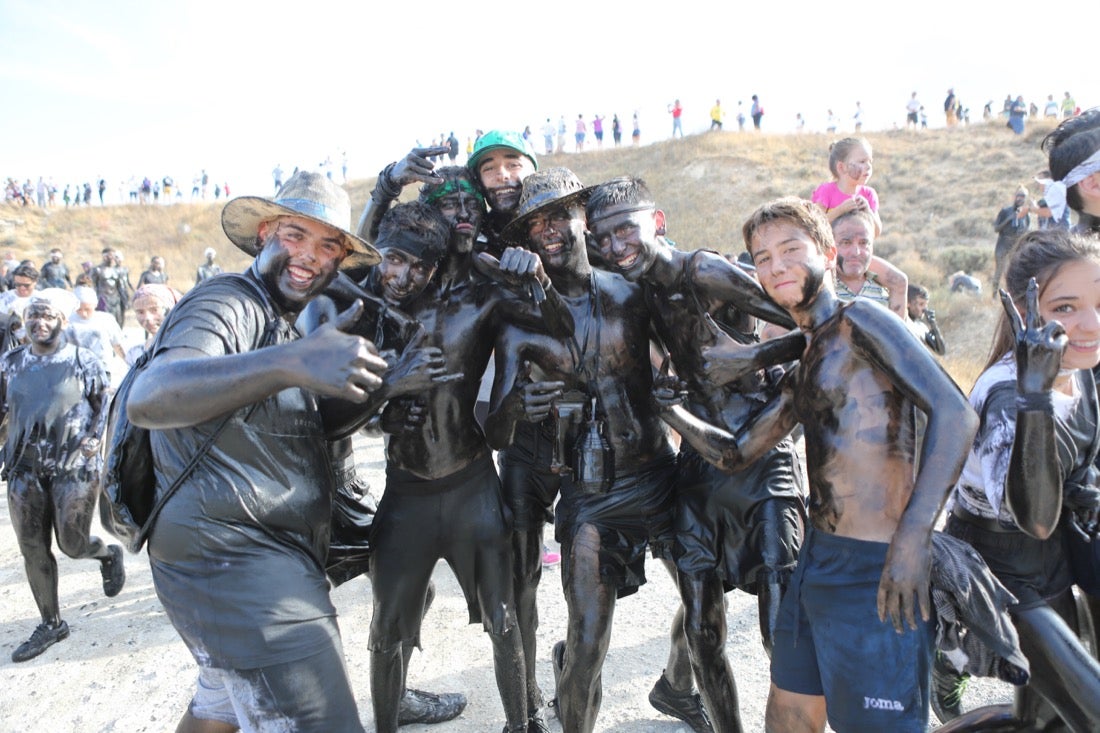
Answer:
[
  {"left": 1001, "top": 281, "right": 1067, "bottom": 539},
  {"left": 690, "top": 251, "right": 796, "bottom": 329},
  {"left": 700, "top": 327, "right": 805, "bottom": 385},
  {"left": 479, "top": 249, "right": 575, "bottom": 339},
  {"left": 846, "top": 300, "right": 979, "bottom": 632},
  {"left": 654, "top": 372, "right": 798, "bottom": 473},
  {"left": 922, "top": 311, "right": 946, "bottom": 356},
  {"left": 355, "top": 146, "right": 450, "bottom": 243}
]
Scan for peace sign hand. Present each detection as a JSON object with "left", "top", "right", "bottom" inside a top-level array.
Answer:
[{"left": 999, "top": 278, "right": 1067, "bottom": 395}]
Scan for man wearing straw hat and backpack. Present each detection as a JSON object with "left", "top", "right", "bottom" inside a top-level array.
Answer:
[{"left": 126, "top": 171, "right": 388, "bottom": 733}]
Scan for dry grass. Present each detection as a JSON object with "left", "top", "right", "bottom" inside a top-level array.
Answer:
[{"left": 3, "top": 120, "right": 1057, "bottom": 391}]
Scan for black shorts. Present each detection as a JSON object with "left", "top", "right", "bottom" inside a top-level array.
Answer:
[
  {"left": 369, "top": 455, "right": 514, "bottom": 650},
  {"left": 673, "top": 443, "right": 805, "bottom": 591},
  {"left": 498, "top": 424, "right": 561, "bottom": 532},
  {"left": 555, "top": 456, "right": 676, "bottom": 598}
]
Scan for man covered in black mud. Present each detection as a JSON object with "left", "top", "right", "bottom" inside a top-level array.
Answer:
[
  {"left": 484, "top": 168, "right": 703, "bottom": 733},
  {"left": 586, "top": 176, "right": 806, "bottom": 733},
  {"left": 1, "top": 293, "right": 124, "bottom": 663}
]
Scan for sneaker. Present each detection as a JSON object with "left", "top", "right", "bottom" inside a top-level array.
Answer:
[
  {"left": 648, "top": 673, "right": 714, "bottom": 733},
  {"left": 547, "top": 640, "right": 565, "bottom": 718},
  {"left": 931, "top": 652, "right": 970, "bottom": 723},
  {"left": 397, "top": 688, "right": 467, "bottom": 726},
  {"left": 541, "top": 546, "right": 561, "bottom": 568},
  {"left": 527, "top": 713, "right": 550, "bottom": 733},
  {"left": 12, "top": 621, "right": 70, "bottom": 663},
  {"left": 100, "top": 545, "right": 125, "bottom": 598}
]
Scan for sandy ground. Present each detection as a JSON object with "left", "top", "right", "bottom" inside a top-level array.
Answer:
[{"left": 0, "top": 434, "right": 1013, "bottom": 733}]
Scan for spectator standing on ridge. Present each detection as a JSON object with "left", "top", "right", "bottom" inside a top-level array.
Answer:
[
  {"left": 557, "top": 115, "right": 567, "bottom": 153},
  {"left": 611, "top": 114, "right": 622, "bottom": 147},
  {"left": 906, "top": 92, "right": 921, "bottom": 129},
  {"left": 945, "top": 88, "right": 958, "bottom": 127},
  {"left": 992, "top": 186, "right": 1032, "bottom": 291},
  {"left": 737, "top": 101, "right": 747, "bottom": 131},
  {"left": 669, "top": 99, "right": 684, "bottom": 138},
  {"left": 853, "top": 101, "right": 864, "bottom": 131},
  {"left": 1062, "top": 92, "right": 1076, "bottom": 118},
  {"left": 1, "top": 293, "right": 124, "bottom": 663},
  {"left": 709, "top": 99, "right": 724, "bottom": 131},
  {"left": 272, "top": 163, "right": 283, "bottom": 193},
  {"left": 541, "top": 117, "right": 555, "bottom": 155},
  {"left": 592, "top": 114, "right": 605, "bottom": 149},
  {"left": 195, "top": 247, "right": 222, "bottom": 284},
  {"left": 1044, "top": 95, "right": 1060, "bottom": 119},
  {"left": 632, "top": 111, "right": 641, "bottom": 146},
  {"left": 1008, "top": 96, "right": 1028, "bottom": 135},
  {"left": 751, "top": 94, "right": 764, "bottom": 130},
  {"left": 574, "top": 114, "right": 586, "bottom": 152},
  {"left": 447, "top": 131, "right": 460, "bottom": 164}
]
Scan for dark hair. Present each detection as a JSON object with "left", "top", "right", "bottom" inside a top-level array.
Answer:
[
  {"left": 1041, "top": 107, "right": 1100, "bottom": 213},
  {"left": 12, "top": 263, "right": 39, "bottom": 282},
  {"left": 586, "top": 176, "right": 654, "bottom": 220},
  {"left": 742, "top": 197, "right": 833, "bottom": 256},
  {"left": 827, "top": 137, "right": 871, "bottom": 178},
  {"left": 984, "top": 228, "right": 1100, "bottom": 370},
  {"left": 418, "top": 166, "right": 483, "bottom": 209},
  {"left": 376, "top": 201, "right": 448, "bottom": 264},
  {"left": 907, "top": 284, "right": 929, "bottom": 301}
]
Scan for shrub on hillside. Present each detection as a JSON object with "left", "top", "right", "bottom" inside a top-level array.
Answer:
[{"left": 938, "top": 245, "right": 988, "bottom": 276}]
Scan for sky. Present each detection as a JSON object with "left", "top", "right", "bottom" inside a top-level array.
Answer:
[{"left": 1, "top": 0, "right": 1095, "bottom": 201}]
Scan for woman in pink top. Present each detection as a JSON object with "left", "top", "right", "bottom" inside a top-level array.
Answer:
[{"left": 812, "top": 137, "right": 883, "bottom": 235}]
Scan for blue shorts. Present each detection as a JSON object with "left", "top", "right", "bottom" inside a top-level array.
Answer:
[{"left": 771, "top": 528, "right": 934, "bottom": 733}]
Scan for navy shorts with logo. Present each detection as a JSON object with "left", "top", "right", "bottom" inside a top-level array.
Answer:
[{"left": 771, "top": 527, "right": 934, "bottom": 733}]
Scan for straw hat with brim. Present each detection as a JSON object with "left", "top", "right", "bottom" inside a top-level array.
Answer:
[
  {"left": 500, "top": 168, "right": 594, "bottom": 246},
  {"left": 221, "top": 171, "right": 380, "bottom": 269}
]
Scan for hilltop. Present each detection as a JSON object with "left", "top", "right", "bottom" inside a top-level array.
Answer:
[{"left": 1, "top": 120, "right": 1057, "bottom": 388}]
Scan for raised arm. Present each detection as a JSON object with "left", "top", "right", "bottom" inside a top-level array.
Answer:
[{"left": 356, "top": 146, "right": 451, "bottom": 242}]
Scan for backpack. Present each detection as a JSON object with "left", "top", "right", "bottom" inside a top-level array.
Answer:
[{"left": 99, "top": 274, "right": 277, "bottom": 552}]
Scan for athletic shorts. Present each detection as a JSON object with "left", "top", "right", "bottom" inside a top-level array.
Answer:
[
  {"left": 771, "top": 527, "right": 934, "bottom": 733},
  {"left": 555, "top": 456, "right": 676, "bottom": 598},
  {"left": 498, "top": 424, "right": 561, "bottom": 531},
  {"left": 188, "top": 645, "right": 364, "bottom": 732},
  {"left": 369, "top": 455, "right": 514, "bottom": 650},
  {"left": 673, "top": 444, "right": 804, "bottom": 591}
]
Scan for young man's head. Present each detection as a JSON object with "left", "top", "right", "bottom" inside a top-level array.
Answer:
[
  {"left": 586, "top": 176, "right": 667, "bottom": 282},
  {"left": 203, "top": 247, "right": 217, "bottom": 263},
  {"left": 743, "top": 197, "right": 836, "bottom": 312},
  {"left": 101, "top": 248, "right": 117, "bottom": 266},
  {"left": 73, "top": 286, "right": 98, "bottom": 318},
  {"left": 373, "top": 201, "right": 447, "bottom": 307},
  {"left": 831, "top": 209, "right": 876, "bottom": 285},
  {"left": 10, "top": 264, "right": 39, "bottom": 297},
  {"left": 419, "top": 167, "right": 486, "bottom": 255},
  {"left": 49, "top": 248, "right": 62, "bottom": 263},
  {"left": 150, "top": 256, "right": 165, "bottom": 271},
  {"left": 23, "top": 297, "right": 66, "bottom": 354},
  {"left": 907, "top": 284, "right": 930, "bottom": 320},
  {"left": 467, "top": 130, "right": 538, "bottom": 215},
  {"left": 1041, "top": 108, "right": 1100, "bottom": 217},
  {"left": 221, "top": 171, "right": 380, "bottom": 312},
  {"left": 501, "top": 168, "right": 590, "bottom": 275}
]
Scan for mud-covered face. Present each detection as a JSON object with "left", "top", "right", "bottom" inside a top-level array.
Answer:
[
  {"left": 24, "top": 303, "right": 65, "bottom": 351},
  {"left": 376, "top": 247, "right": 436, "bottom": 307},
  {"left": 749, "top": 221, "right": 834, "bottom": 312},
  {"left": 832, "top": 216, "right": 874, "bottom": 280},
  {"left": 477, "top": 150, "right": 535, "bottom": 214},
  {"left": 255, "top": 216, "right": 349, "bottom": 312},
  {"left": 589, "top": 203, "right": 662, "bottom": 282},
  {"left": 133, "top": 294, "right": 168, "bottom": 337},
  {"left": 526, "top": 203, "right": 587, "bottom": 273},
  {"left": 435, "top": 191, "right": 485, "bottom": 254},
  {"left": 1039, "top": 257, "right": 1100, "bottom": 372}
]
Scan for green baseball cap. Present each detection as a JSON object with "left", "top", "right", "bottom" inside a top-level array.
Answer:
[{"left": 467, "top": 130, "right": 539, "bottom": 174}]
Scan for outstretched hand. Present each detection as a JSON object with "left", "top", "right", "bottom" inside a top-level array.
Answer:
[
  {"left": 297, "top": 300, "right": 388, "bottom": 401},
  {"left": 390, "top": 146, "right": 450, "bottom": 186},
  {"left": 1000, "top": 278, "right": 1066, "bottom": 395},
  {"left": 509, "top": 360, "right": 563, "bottom": 422}
]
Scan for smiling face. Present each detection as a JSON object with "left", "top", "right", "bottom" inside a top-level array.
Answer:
[
  {"left": 477, "top": 150, "right": 536, "bottom": 214},
  {"left": 589, "top": 203, "right": 664, "bottom": 282},
  {"left": 749, "top": 221, "right": 835, "bottom": 312},
  {"left": 375, "top": 247, "right": 436, "bottom": 307},
  {"left": 132, "top": 294, "right": 168, "bottom": 337},
  {"left": 24, "top": 303, "right": 65, "bottom": 353},
  {"left": 1040, "top": 257, "right": 1100, "bottom": 371},
  {"left": 255, "top": 215, "right": 349, "bottom": 312},
  {"left": 526, "top": 202, "right": 587, "bottom": 274}
]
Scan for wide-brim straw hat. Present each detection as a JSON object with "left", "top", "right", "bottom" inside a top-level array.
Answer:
[
  {"left": 221, "top": 171, "right": 380, "bottom": 269},
  {"left": 500, "top": 167, "right": 593, "bottom": 246}
]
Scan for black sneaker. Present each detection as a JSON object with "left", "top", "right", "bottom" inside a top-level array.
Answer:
[
  {"left": 648, "top": 673, "right": 714, "bottom": 733},
  {"left": 12, "top": 621, "right": 70, "bottom": 663},
  {"left": 100, "top": 545, "right": 125, "bottom": 598},
  {"left": 527, "top": 712, "right": 550, "bottom": 733},
  {"left": 397, "top": 688, "right": 467, "bottom": 726},
  {"left": 547, "top": 639, "right": 565, "bottom": 718},
  {"left": 931, "top": 652, "right": 970, "bottom": 723}
]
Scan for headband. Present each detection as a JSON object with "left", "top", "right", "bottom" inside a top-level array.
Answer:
[
  {"left": 1045, "top": 149, "right": 1100, "bottom": 221},
  {"left": 585, "top": 202, "right": 656, "bottom": 227},
  {"left": 376, "top": 230, "right": 445, "bottom": 266},
  {"left": 421, "top": 178, "right": 485, "bottom": 206}
]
